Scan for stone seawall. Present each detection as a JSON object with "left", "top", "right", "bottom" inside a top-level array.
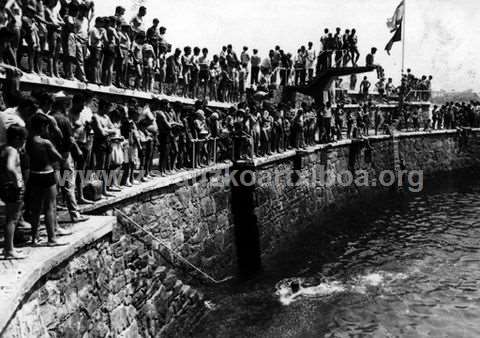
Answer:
[
  {"left": 252, "top": 130, "right": 480, "bottom": 263},
  {"left": 4, "top": 214, "right": 207, "bottom": 338},
  {"left": 3, "top": 130, "right": 480, "bottom": 337},
  {"left": 100, "top": 172, "right": 235, "bottom": 280}
]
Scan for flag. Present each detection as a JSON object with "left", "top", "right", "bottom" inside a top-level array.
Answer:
[
  {"left": 387, "top": 0, "right": 405, "bottom": 31},
  {"left": 385, "top": 22, "right": 402, "bottom": 55}
]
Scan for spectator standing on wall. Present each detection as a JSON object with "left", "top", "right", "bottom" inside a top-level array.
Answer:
[
  {"left": 250, "top": 49, "right": 261, "bottom": 86},
  {"left": 349, "top": 28, "right": 359, "bottom": 66},
  {"left": 306, "top": 42, "right": 316, "bottom": 82},
  {"left": 181, "top": 46, "right": 193, "bottom": 97},
  {"left": 0, "top": 124, "right": 28, "bottom": 259},
  {"left": 359, "top": 76, "right": 371, "bottom": 101},
  {"left": 334, "top": 27, "right": 343, "bottom": 67},
  {"left": 294, "top": 47, "right": 306, "bottom": 86},
  {"left": 27, "top": 113, "right": 66, "bottom": 247},
  {"left": 322, "top": 101, "right": 333, "bottom": 142},
  {"left": 240, "top": 46, "right": 250, "bottom": 67},
  {"left": 198, "top": 48, "right": 210, "bottom": 99},
  {"left": 51, "top": 94, "right": 89, "bottom": 223},
  {"left": 130, "top": 6, "right": 146, "bottom": 37},
  {"left": 69, "top": 94, "right": 94, "bottom": 205}
]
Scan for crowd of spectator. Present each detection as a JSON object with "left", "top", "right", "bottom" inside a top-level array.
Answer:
[
  {"left": 399, "top": 70, "right": 433, "bottom": 101},
  {"left": 0, "top": 0, "right": 380, "bottom": 103},
  {"left": 431, "top": 102, "right": 480, "bottom": 130},
  {"left": 1, "top": 65, "right": 479, "bottom": 258},
  {"left": 0, "top": 0, "right": 446, "bottom": 259}
]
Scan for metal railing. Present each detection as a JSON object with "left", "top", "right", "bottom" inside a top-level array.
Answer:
[{"left": 404, "top": 89, "right": 432, "bottom": 102}]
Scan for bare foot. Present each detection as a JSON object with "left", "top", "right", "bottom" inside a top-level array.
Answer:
[
  {"left": 78, "top": 198, "right": 95, "bottom": 205},
  {"left": 47, "top": 241, "right": 69, "bottom": 247},
  {"left": 4, "top": 250, "right": 27, "bottom": 260},
  {"left": 56, "top": 227, "right": 73, "bottom": 236}
]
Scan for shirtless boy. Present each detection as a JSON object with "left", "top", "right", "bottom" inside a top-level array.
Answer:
[
  {"left": 26, "top": 113, "right": 67, "bottom": 246},
  {"left": 0, "top": 124, "right": 28, "bottom": 258}
]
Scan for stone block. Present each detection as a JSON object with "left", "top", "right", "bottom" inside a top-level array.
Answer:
[
  {"left": 200, "top": 197, "right": 216, "bottom": 217},
  {"left": 110, "top": 306, "right": 131, "bottom": 336},
  {"left": 110, "top": 275, "right": 127, "bottom": 294},
  {"left": 163, "top": 270, "right": 177, "bottom": 290},
  {"left": 213, "top": 191, "right": 229, "bottom": 211},
  {"left": 207, "top": 215, "right": 218, "bottom": 233},
  {"left": 153, "top": 266, "right": 168, "bottom": 282},
  {"left": 189, "top": 223, "right": 209, "bottom": 245},
  {"left": 173, "top": 280, "right": 183, "bottom": 293}
]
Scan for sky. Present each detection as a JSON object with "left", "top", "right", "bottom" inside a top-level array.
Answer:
[{"left": 95, "top": 0, "right": 480, "bottom": 91}]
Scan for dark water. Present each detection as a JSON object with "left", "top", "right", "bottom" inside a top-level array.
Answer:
[{"left": 195, "top": 173, "right": 480, "bottom": 338}]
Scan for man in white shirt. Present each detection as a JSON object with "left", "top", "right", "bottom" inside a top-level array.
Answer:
[{"left": 306, "top": 42, "right": 316, "bottom": 81}]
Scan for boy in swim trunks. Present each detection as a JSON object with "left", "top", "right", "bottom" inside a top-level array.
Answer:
[
  {"left": 26, "top": 113, "right": 67, "bottom": 246},
  {"left": 0, "top": 124, "right": 28, "bottom": 259}
]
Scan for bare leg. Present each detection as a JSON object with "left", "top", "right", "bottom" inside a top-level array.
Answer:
[
  {"left": 3, "top": 200, "right": 24, "bottom": 258},
  {"left": 29, "top": 186, "right": 45, "bottom": 244}
]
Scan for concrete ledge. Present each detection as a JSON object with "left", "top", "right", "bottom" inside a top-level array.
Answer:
[
  {"left": 79, "top": 162, "right": 232, "bottom": 214},
  {"left": 0, "top": 216, "right": 116, "bottom": 335},
  {"left": 0, "top": 65, "right": 233, "bottom": 109},
  {"left": 396, "top": 129, "right": 459, "bottom": 138},
  {"left": 251, "top": 150, "right": 297, "bottom": 167}
]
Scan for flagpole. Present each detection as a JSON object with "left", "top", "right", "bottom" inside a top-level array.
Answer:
[{"left": 401, "top": 0, "right": 406, "bottom": 74}]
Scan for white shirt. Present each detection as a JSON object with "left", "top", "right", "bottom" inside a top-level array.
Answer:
[
  {"left": 306, "top": 48, "right": 316, "bottom": 69},
  {"left": 0, "top": 107, "right": 25, "bottom": 145},
  {"left": 323, "top": 107, "right": 332, "bottom": 119}
]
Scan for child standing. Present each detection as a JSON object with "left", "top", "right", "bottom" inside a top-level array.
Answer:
[
  {"left": 238, "top": 64, "right": 248, "bottom": 101},
  {"left": 230, "top": 66, "right": 239, "bottom": 102},
  {"left": 27, "top": 114, "right": 66, "bottom": 246},
  {"left": 142, "top": 38, "right": 156, "bottom": 92},
  {"left": 0, "top": 125, "right": 28, "bottom": 258}
]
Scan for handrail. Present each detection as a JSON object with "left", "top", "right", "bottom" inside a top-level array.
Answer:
[{"left": 115, "top": 208, "right": 233, "bottom": 284}]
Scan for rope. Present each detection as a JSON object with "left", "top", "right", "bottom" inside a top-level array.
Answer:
[{"left": 114, "top": 208, "right": 233, "bottom": 285}]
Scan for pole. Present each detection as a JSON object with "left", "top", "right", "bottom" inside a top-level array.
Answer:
[{"left": 401, "top": 0, "right": 406, "bottom": 74}]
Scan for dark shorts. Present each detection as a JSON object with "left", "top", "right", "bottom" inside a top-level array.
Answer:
[
  {"left": 199, "top": 69, "right": 209, "bottom": 83},
  {"left": 191, "top": 70, "right": 199, "bottom": 85},
  {"left": 29, "top": 172, "right": 56, "bottom": 189},
  {"left": 0, "top": 183, "right": 24, "bottom": 204}
]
